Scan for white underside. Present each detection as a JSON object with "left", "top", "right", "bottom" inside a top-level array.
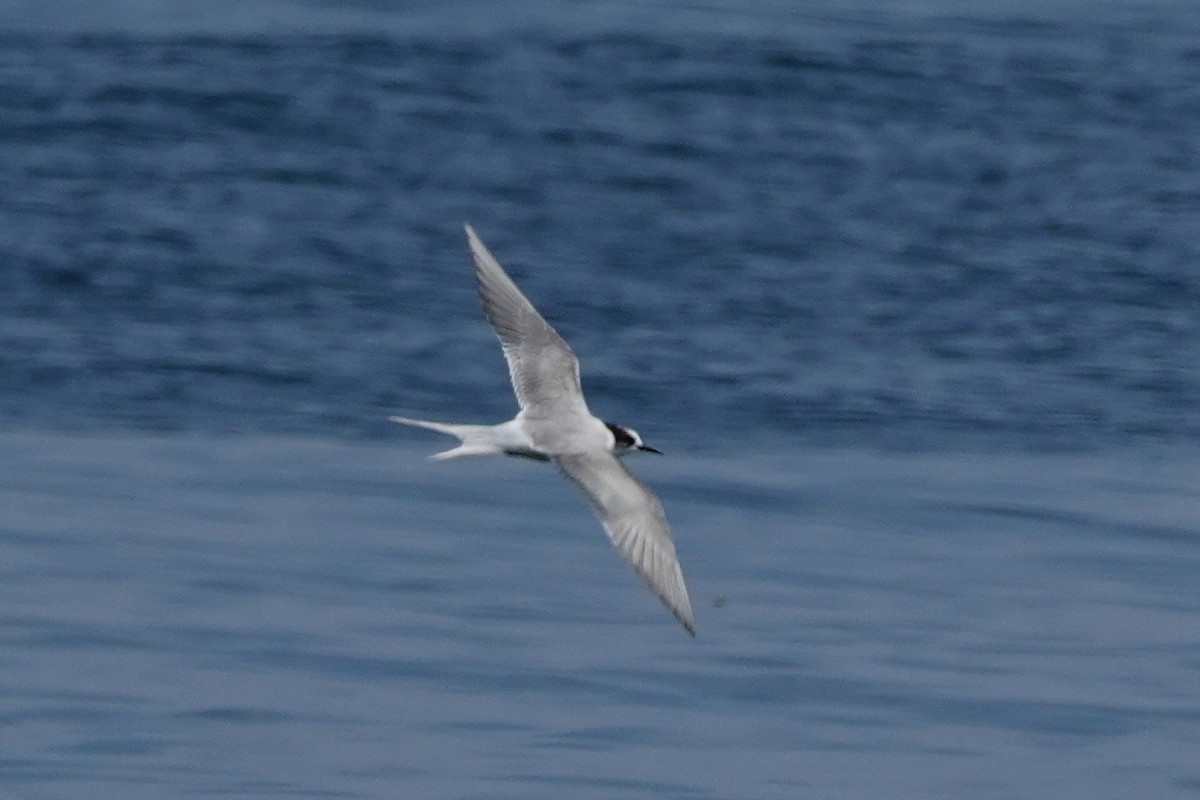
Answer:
[{"left": 388, "top": 414, "right": 612, "bottom": 460}]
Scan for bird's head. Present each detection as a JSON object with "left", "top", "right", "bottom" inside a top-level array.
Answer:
[{"left": 604, "top": 422, "right": 663, "bottom": 457}]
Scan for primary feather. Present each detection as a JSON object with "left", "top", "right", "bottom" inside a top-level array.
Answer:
[
  {"left": 465, "top": 225, "right": 589, "bottom": 419},
  {"left": 555, "top": 451, "right": 696, "bottom": 636}
]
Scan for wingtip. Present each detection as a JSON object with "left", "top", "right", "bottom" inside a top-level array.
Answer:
[
  {"left": 662, "top": 588, "right": 697, "bottom": 638},
  {"left": 675, "top": 603, "right": 697, "bottom": 637},
  {"left": 464, "top": 223, "right": 490, "bottom": 259}
]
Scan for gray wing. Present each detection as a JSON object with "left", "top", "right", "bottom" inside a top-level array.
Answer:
[
  {"left": 555, "top": 451, "right": 696, "bottom": 636},
  {"left": 465, "top": 224, "right": 589, "bottom": 418}
]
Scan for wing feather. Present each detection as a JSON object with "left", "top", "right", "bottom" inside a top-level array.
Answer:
[
  {"left": 555, "top": 452, "right": 696, "bottom": 636},
  {"left": 464, "top": 225, "right": 589, "bottom": 417}
]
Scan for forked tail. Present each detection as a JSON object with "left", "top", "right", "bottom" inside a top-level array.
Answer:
[{"left": 388, "top": 416, "right": 501, "bottom": 460}]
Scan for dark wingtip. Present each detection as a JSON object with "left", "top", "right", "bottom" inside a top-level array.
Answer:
[{"left": 672, "top": 605, "right": 696, "bottom": 637}]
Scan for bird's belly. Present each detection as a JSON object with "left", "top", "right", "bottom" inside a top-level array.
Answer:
[{"left": 520, "top": 413, "right": 609, "bottom": 456}]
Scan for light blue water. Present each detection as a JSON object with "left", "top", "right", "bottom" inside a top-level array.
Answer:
[
  {"left": 2, "top": 0, "right": 1200, "bottom": 797},
  {"left": 3, "top": 434, "right": 1198, "bottom": 798}
]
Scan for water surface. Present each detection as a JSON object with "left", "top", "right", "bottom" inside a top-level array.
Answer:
[{"left": 2, "top": 1, "right": 1199, "bottom": 797}]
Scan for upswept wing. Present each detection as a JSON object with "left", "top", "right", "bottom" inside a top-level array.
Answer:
[
  {"left": 554, "top": 451, "right": 696, "bottom": 636},
  {"left": 465, "top": 225, "right": 589, "bottom": 418}
]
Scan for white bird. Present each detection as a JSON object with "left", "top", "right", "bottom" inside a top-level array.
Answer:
[{"left": 391, "top": 225, "right": 695, "bottom": 636}]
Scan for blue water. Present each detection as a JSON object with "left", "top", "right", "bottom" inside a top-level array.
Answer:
[{"left": 2, "top": 1, "right": 1200, "bottom": 798}]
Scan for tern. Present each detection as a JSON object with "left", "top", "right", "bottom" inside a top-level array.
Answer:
[{"left": 391, "top": 225, "right": 695, "bottom": 636}]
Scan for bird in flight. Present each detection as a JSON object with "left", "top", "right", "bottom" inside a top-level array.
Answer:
[{"left": 391, "top": 225, "right": 695, "bottom": 636}]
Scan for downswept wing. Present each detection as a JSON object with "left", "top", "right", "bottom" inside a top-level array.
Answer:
[
  {"left": 465, "top": 224, "right": 589, "bottom": 418},
  {"left": 555, "top": 451, "right": 696, "bottom": 636}
]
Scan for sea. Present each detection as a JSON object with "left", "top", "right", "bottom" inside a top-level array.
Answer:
[{"left": 1, "top": 1, "right": 1199, "bottom": 798}]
